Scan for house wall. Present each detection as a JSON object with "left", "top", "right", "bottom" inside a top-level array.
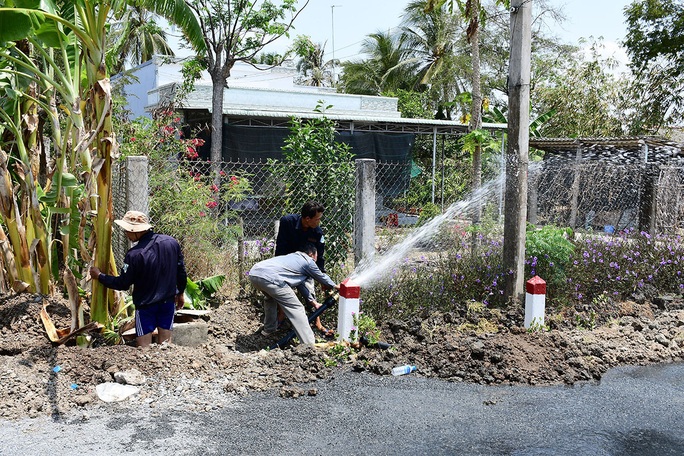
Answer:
[{"left": 116, "top": 55, "right": 401, "bottom": 120}]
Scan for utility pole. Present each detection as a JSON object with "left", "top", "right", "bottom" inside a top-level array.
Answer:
[
  {"left": 503, "top": 0, "right": 531, "bottom": 304},
  {"left": 331, "top": 4, "right": 341, "bottom": 85}
]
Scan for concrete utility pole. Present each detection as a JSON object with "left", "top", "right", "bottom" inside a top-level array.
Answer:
[
  {"left": 331, "top": 4, "right": 341, "bottom": 84},
  {"left": 503, "top": 0, "right": 531, "bottom": 304}
]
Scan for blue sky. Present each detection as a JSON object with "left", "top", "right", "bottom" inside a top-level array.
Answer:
[{"left": 260, "top": 0, "right": 633, "bottom": 63}]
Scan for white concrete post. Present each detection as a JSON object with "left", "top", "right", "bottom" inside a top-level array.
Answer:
[
  {"left": 524, "top": 275, "right": 546, "bottom": 329},
  {"left": 354, "top": 159, "right": 375, "bottom": 267},
  {"left": 337, "top": 278, "right": 360, "bottom": 342}
]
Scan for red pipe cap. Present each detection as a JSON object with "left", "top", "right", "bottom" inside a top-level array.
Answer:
[
  {"left": 526, "top": 275, "right": 546, "bottom": 295},
  {"left": 340, "top": 278, "right": 360, "bottom": 299}
]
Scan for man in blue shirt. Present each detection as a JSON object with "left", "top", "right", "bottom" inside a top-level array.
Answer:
[
  {"left": 249, "top": 243, "right": 339, "bottom": 345},
  {"left": 275, "top": 201, "right": 325, "bottom": 270},
  {"left": 274, "top": 201, "right": 331, "bottom": 335},
  {"left": 90, "top": 211, "right": 187, "bottom": 348}
]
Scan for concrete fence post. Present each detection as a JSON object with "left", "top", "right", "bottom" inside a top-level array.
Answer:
[
  {"left": 354, "top": 159, "right": 375, "bottom": 267},
  {"left": 113, "top": 156, "right": 149, "bottom": 265},
  {"left": 124, "top": 156, "right": 149, "bottom": 215}
]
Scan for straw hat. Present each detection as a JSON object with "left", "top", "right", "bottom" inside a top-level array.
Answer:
[{"left": 114, "top": 211, "right": 152, "bottom": 233}]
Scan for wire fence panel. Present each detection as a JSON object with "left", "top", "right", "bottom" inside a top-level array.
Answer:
[
  {"left": 535, "top": 162, "right": 645, "bottom": 231},
  {"left": 656, "top": 166, "right": 684, "bottom": 234},
  {"left": 113, "top": 157, "right": 684, "bottom": 282}
]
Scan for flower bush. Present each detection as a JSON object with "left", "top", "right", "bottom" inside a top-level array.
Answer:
[
  {"left": 361, "top": 226, "right": 684, "bottom": 327},
  {"left": 565, "top": 229, "right": 684, "bottom": 305},
  {"left": 118, "top": 110, "right": 250, "bottom": 281}
]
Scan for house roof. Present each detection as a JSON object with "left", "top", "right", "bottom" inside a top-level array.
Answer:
[
  {"left": 150, "top": 83, "right": 507, "bottom": 136},
  {"left": 529, "top": 136, "right": 684, "bottom": 164}
]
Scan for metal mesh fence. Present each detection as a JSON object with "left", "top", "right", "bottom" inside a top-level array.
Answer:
[
  {"left": 113, "top": 157, "right": 150, "bottom": 266},
  {"left": 112, "top": 157, "right": 684, "bottom": 284},
  {"left": 134, "top": 158, "right": 358, "bottom": 281},
  {"left": 656, "top": 166, "right": 684, "bottom": 234},
  {"left": 534, "top": 161, "right": 645, "bottom": 231},
  {"left": 112, "top": 159, "right": 127, "bottom": 265}
]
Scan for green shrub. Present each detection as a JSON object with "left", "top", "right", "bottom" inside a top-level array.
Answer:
[{"left": 525, "top": 224, "right": 575, "bottom": 289}]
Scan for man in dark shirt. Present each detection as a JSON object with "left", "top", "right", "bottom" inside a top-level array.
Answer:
[
  {"left": 274, "top": 201, "right": 332, "bottom": 336},
  {"left": 90, "top": 211, "right": 187, "bottom": 348},
  {"left": 275, "top": 201, "right": 325, "bottom": 271}
]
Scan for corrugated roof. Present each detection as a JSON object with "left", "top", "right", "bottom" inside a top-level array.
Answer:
[
  {"left": 529, "top": 136, "right": 683, "bottom": 150},
  {"left": 156, "top": 83, "right": 506, "bottom": 135},
  {"left": 529, "top": 136, "right": 684, "bottom": 164}
]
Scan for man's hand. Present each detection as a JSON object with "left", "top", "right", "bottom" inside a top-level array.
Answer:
[
  {"left": 175, "top": 293, "right": 185, "bottom": 310},
  {"left": 309, "top": 299, "right": 321, "bottom": 310},
  {"left": 89, "top": 266, "right": 100, "bottom": 281}
]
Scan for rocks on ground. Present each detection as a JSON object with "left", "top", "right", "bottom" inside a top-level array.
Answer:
[{"left": 0, "top": 292, "right": 683, "bottom": 421}]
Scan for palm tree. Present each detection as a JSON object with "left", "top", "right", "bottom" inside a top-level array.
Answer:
[
  {"left": 290, "top": 35, "right": 334, "bottom": 87},
  {"left": 339, "top": 30, "right": 415, "bottom": 95},
  {"left": 400, "top": 0, "right": 470, "bottom": 119},
  {"left": 107, "top": 2, "right": 176, "bottom": 74}
]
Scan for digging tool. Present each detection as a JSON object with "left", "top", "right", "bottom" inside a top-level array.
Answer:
[{"left": 269, "top": 294, "right": 337, "bottom": 349}]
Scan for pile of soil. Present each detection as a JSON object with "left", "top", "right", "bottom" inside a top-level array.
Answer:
[{"left": 1, "top": 291, "right": 683, "bottom": 421}]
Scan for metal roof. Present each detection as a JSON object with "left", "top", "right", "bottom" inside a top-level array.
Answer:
[
  {"left": 529, "top": 136, "right": 684, "bottom": 150},
  {"left": 529, "top": 136, "right": 684, "bottom": 164},
  {"left": 157, "top": 83, "right": 507, "bottom": 136},
  {"left": 188, "top": 109, "right": 507, "bottom": 135}
]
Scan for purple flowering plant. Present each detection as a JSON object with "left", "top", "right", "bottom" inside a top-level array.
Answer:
[{"left": 360, "top": 225, "right": 684, "bottom": 324}]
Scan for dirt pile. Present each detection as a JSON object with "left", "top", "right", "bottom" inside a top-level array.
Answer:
[{"left": 1, "top": 292, "right": 683, "bottom": 421}]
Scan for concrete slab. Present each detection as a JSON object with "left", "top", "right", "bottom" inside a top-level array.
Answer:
[{"left": 172, "top": 321, "right": 208, "bottom": 347}]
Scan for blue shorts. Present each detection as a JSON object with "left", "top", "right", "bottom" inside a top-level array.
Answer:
[{"left": 135, "top": 300, "right": 175, "bottom": 337}]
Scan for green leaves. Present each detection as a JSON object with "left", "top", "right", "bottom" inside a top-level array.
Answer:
[
  {"left": 184, "top": 274, "right": 226, "bottom": 309},
  {"left": 0, "top": 10, "right": 35, "bottom": 42}
]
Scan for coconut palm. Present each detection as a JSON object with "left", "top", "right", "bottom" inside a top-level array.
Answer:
[
  {"left": 107, "top": 2, "right": 176, "bottom": 74},
  {"left": 339, "top": 30, "right": 415, "bottom": 95},
  {"left": 290, "top": 35, "right": 335, "bottom": 87},
  {"left": 400, "top": 0, "right": 470, "bottom": 119}
]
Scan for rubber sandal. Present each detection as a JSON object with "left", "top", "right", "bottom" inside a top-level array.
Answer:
[{"left": 318, "top": 327, "right": 335, "bottom": 339}]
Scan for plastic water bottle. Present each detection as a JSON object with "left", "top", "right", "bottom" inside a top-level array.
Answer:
[{"left": 391, "top": 365, "right": 416, "bottom": 376}]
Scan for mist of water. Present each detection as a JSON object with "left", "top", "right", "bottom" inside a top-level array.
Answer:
[{"left": 350, "top": 171, "right": 507, "bottom": 288}]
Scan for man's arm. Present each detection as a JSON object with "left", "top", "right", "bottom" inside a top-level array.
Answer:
[{"left": 90, "top": 258, "right": 136, "bottom": 291}]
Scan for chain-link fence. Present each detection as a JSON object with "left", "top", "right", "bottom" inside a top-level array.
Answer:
[
  {"left": 112, "top": 157, "right": 149, "bottom": 266},
  {"left": 656, "top": 166, "right": 684, "bottom": 234},
  {"left": 533, "top": 161, "right": 657, "bottom": 232},
  {"left": 113, "top": 156, "right": 684, "bottom": 286}
]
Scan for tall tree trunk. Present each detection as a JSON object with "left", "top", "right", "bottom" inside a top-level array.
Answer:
[{"left": 210, "top": 71, "right": 225, "bottom": 169}]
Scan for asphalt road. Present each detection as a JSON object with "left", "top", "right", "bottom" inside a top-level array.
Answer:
[{"left": 3, "top": 363, "right": 684, "bottom": 456}]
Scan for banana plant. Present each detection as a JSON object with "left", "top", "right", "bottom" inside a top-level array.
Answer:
[{"left": 0, "top": 0, "right": 206, "bottom": 324}]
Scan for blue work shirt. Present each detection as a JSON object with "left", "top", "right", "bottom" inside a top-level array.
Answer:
[
  {"left": 98, "top": 231, "right": 187, "bottom": 308},
  {"left": 249, "top": 252, "right": 336, "bottom": 302},
  {"left": 275, "top": 214, "right": 326, "bottom": 272}
]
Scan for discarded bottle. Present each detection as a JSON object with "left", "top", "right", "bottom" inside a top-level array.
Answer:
[{"left": 391, "top": 365, "right": 417, "bottom": 376}]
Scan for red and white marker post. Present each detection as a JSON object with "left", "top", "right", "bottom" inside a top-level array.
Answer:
[
  {"left": 524, "top": 275, "right": 546, "bottom": 329},
  {"left": 337, "top": 278, "right": 360, "bottom": 342}
]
